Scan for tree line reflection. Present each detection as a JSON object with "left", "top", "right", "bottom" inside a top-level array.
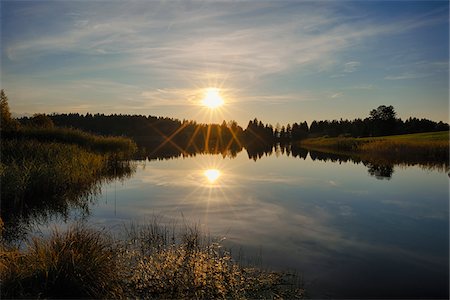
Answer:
[{"left": 135, "top": 141, "right": 447, "bottom": 181}]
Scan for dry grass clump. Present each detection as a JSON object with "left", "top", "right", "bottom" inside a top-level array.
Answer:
[
  {"left": 127, "top": 245, "right": 302, "bottom": 299},
  {"left": 0, "top": 225, "right": 124, "bottom": 299},
  {"left": 121, "top": 221, "right": 304, "bottom": 299},
  {"left": 128, "top": 243, "right": 244, "bottom": 299}
]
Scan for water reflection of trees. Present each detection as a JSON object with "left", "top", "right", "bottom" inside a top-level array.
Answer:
[
  {"left": 137, "top": 142, "right": 448, "bottom": 181},
  {"left": 301, "top": 148, "right": 447, "bottom": 180},
  {"left": 366, "top": 164, "right": 394, "bottom": 180},
  {"left": 1, "top": 162, "right": 135, "bottom": 244},
  {"left": 4, "top": 141, "right": 446, "bottom": 242},
  {"left": 136, "top": 139, "right": 242, "bottom": 161}
]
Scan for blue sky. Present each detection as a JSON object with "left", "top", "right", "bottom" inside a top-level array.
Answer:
[{"left": 1, "top": 1, "right": 448, "bottom": 125}]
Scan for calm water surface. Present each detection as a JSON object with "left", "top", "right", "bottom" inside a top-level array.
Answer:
[{"left": 40, "top": 151, "right": 450, "bottom": 298}]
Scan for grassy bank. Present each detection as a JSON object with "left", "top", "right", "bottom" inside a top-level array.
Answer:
[
  {"left": 0, "top": 127, "right": 137, "bottom": 242},
  {"left": 0, "top": 222, "right": 304, "bottom": 299},
  {"left": 299, "top": 131, "right": 449, "bottom": 162},
  {"left": 1, "top": 127, "right": 137, "bottom": 202},
  {"left": 0, "top": 140, "right": 132, "bottom": 203},
  {"left": 2, "top": 127, "right": 137, "bottom": 158}
]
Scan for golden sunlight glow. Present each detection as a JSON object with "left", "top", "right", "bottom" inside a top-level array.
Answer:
[
  {"left": 201, "top": 88, "right": 224, "bottom": 109},
  {"left": 204, "top": 169, "right": 221, "bottom": 183}
]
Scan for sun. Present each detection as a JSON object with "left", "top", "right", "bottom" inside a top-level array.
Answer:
[{"left": 201, "top": 88, "right": 224, "bottom": 109}]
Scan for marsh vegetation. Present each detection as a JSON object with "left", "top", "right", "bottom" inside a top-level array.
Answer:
[
  {"left": 0, "top": 222, "right": 304, "bottom": 299},
  {"left": 0, "top": 138, "right": 136, "bottom": 242},
  {"left": 0, "top": 109, "right": 137, "bottom": 242}
]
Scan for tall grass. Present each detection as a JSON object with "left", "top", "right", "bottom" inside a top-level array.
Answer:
[
  {"left": 0, "top": 225, "right": 124, "bottom": 299},
  {"left": 0, "top": 139, "right": 135, "bottom": 242},
  {"left": 300, "top": 137, "right": 365, "bottom": 151},
  {"left": 0, "top": 222, "right": 305, "bottom": 299},
  {"left": 0, "top": 140, "right": 134, "bottom": 203},
  {"left": 358, "top": 139, "right": 448, "bottom": 159},
  {"left": 2, "top": 127, "right": 137, "bottom": 158}
]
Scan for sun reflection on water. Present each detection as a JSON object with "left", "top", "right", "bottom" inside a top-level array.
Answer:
[{"left": 204, "top": 169, "right": 221, "bottom": 183}]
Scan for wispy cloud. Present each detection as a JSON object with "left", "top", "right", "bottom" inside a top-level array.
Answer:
[
  {"left": 346, "top": 84, "right": 375, "bottom": 90},
  {"left": 5, "top": 2, "right": 444, "bottom": 84},
  {"left": 384, "top": 72, "right": 430, "bottom": 80},
  {"left": 384, "top": 60, "right": 448, "bottom": 81},
  {"left": 237, "top": 91, "right": 320, "bottom": 105},
  {"left": 140, "top": 88, "right": 202, "bottom": 107},
  {"left": 344, "top": 61, "right": 361, "bottom": 73},
  {"left": 331, "top": 92, "right": 344, "bottom": 99},
  {"left": 355, "top": 84, "right": 374, "bottom": 90}
]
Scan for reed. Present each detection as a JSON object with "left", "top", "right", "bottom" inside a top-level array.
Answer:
[
  {"left": 0, "top": 225, "right": 124, "bottom": 299},
  {"left": 2, "top": 126, "right": 137, "bottom": 158},
  {"left": 1, "top": 140, "right": 111, "bottom": 203},
  {"left": 0, "top": 137, "right": 135, "bottom": 242},
  {"left": 0, "top": 222, "right": 304, "bottom": 299},
  {"left": 121, "top": 220, "right": 303, "bottom": 299}
]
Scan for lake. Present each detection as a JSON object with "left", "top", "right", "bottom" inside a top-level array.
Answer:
[{"left": 32, "top": 148, "right": 448, "bottom": 298}]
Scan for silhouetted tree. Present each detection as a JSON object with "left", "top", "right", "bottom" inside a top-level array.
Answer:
[
  {"left": 369, "top": 105, "right": 397, "bottom": 136},
  {"left": 285, "top": 124, "right": 292, "bottom": 140},
  {"left": 369, "top": 105, "right": 396, "bottom": 121},
  {"left": 0, "top": 89, "right": 20, "bottom": 131}
]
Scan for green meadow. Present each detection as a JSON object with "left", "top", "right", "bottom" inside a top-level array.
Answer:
[{"left": 299, "top": 131, "right": 449, "bottom": 162}]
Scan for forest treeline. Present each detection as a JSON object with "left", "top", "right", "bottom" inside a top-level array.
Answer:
[
  {"left": 244, "top": 105, "right": 449, "bottom": 143},
  {"left": 1, "top": 85, "right": 446, "bottom": 149},
  {"left": 17, "top": 105, "right": 447, "bottom": 149}
]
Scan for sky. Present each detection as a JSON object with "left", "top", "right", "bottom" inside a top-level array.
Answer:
[{"left": 1, "top": 1, "right": 449, "bottom": 126}]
